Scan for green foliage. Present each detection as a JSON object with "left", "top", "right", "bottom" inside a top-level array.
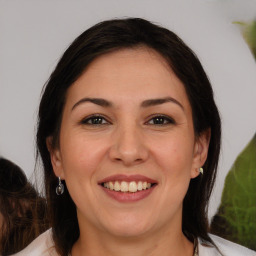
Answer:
[
  {"left": 234, "top": 20, "right": 256, "bottom": 59},
  {"left": 211, "top": 134, "right": 256, "bottom": 250}
]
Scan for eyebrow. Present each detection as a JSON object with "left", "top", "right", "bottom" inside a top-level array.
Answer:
[
  {"left": 71, "top": 96, "right": 184, "bottom": 111},
  {"left": 141, "top": 97, "right": 184, "bottom": 110},
  {"left": 71, "top": 98, "right": 112, "bottom": 110}
]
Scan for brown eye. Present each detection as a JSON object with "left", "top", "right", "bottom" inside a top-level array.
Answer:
[
  {"left": 81, "top": 115, "right": 109, "bottom": 125},
  {"left": 147, "top": 115, "right": 175, "bottom": 125}
]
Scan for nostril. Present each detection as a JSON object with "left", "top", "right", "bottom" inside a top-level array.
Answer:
[{"left": 109, "top": 142, "right": 148, "bottom": 165}]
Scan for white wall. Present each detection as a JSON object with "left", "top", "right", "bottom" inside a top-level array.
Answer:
[{"left": 1, "top": 0, "right": 256, "bottom": 220}]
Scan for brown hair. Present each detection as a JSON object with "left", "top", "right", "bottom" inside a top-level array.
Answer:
[
  {"left": 0, "top": 158, "right": 49, "bottom": 255},
  {"left": 36, "top": 18, "right": 221, "bottom": 255}
]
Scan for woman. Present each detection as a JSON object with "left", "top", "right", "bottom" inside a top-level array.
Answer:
[
  {"left": 0, "top": 157, "right": 49, "bottom": 255},
  {"left": 12, "top": 18, "right": 255, "bottom": 256}
]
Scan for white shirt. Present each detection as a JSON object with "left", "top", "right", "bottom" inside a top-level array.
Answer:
[{"left": 11, "top": 229, "right": 256, "bottom": 256}]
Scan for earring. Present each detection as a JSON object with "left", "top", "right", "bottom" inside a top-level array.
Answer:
[
  {"left": 199, "top": 167, "right": 204, "bottom": 175},
  {"left": 56, "top": 177, "right": 64, "bottom": 195}
]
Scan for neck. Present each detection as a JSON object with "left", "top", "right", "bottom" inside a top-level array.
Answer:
[{"left": 71, "top": 221, "right": 193, "bottom": 256}]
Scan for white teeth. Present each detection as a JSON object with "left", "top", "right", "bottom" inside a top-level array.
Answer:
[
  {"left": 129, "top": 181, "right": 137, "bottom": 192},
  {"left": 109, "top": 181, "right": 114, "bottom": 190},
  {"left": 103, "top": 181, "right": 153, "bottom": 193},
  {"left": 137, "top": 181, "right": 143, "bottom": 191},
  {"left": 114, "top": 181, "right": 120, "bottom": 191},
  {"left": 120, "top": 181, "right": 129, "bottom": 192},
  {"left": 104, "top": 182, "right": 110, "bottom": 189}
]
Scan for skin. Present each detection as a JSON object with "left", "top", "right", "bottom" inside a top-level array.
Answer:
[{"left": 49, "top": 47, "right": 210, "bottom": 256}]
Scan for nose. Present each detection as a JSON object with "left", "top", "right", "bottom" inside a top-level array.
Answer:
[{"left": 109, "top": 124, "right": 149, "bottom": 166}]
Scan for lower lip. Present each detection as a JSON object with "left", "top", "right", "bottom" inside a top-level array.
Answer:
[{"left": 101, "top": 186, "right": 156, "bottom": 203}]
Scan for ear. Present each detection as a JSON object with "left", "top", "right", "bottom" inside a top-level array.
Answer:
[
  {"left": 190, "top": 128, "right": 211, "bottom": 178},
  {"left": 46, "top": 136, "right": 65, "bottom": 179}
]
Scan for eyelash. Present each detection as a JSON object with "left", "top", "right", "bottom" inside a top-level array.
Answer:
[
  {"left": 80, "top": 114, "right": 110, "bottom": 125},
  {"left": 80, "top": 114, "right": 175, "bottom": 126},
  {"left": 146, "top": 115, "right": 176, "bottom": 126}
]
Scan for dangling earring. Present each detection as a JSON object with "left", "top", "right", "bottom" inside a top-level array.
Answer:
[
  {"left": 199, "top": 167, "right": 204, "bottom": 175},
  {"left": 56, "top": 177, "right": 64, "bottom": 195}
]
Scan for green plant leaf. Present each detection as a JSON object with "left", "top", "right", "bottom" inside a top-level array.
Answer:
[
  {"left": 234, "top": 20, "right": 256, "bottom": 59},
  {"left": 211, "top": 133, "right": 256, "bottom": 250}
]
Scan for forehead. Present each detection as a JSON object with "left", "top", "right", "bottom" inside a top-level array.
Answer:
[
  {"left": 65, "top": 47, "right": 190, "bottom": 110},
  {"left": 83, "top": 47, "right": 173, "bottom": 85}
]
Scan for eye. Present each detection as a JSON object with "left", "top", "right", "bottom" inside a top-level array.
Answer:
[
  {"left": 146, "top": 115, "right": 175, "bottom": 125},
  {"left": 80, "top": 115, "right": 109, "bottom": 125}
]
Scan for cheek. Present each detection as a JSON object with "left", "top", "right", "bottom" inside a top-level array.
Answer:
[
  {"left": 151, "top": 132, "right": 194, "bottom": 198},
  {"left": 59, "top": 135, "right": 109, "bottom": 210},
  {"left": 152, "top": 133, "right": 194, "bottom": 173},
  {"left": 60, "top": 134, "right": 109, "bottom": 180}
]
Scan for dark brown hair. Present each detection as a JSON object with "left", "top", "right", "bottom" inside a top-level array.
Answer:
[
  {"left": 0, "top": 158, "right": 49, "bottom": 255},
  {"left": 36, "top": 18, "right": 221, "bottom": 255}
]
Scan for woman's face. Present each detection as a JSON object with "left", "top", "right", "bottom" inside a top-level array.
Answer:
[{"left": 50, "top": 47, "right": 209, "bottom": 238}]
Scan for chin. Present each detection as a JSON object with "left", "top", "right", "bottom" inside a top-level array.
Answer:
[
  {"left": 108, "top": 226, "right": 150, "bottom": 238},
  {"left": 102, "top": 215, "right": 153, "bottom": 238}
]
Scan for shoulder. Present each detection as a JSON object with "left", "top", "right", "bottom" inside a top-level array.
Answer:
[
  {"left": 198, "top": 234, "right": 256, "bottom": 256},
  {"left": 10, "top": 229, "right": 58, "bottom": 256}
]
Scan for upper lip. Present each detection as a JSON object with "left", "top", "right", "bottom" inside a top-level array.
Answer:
[{"left": 98, "top": 174, "right": 158, "bottom": 184}]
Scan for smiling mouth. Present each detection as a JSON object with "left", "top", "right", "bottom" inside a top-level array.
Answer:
[{"left": 101, "top": 181, "right": 157, "bottom": 193}]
